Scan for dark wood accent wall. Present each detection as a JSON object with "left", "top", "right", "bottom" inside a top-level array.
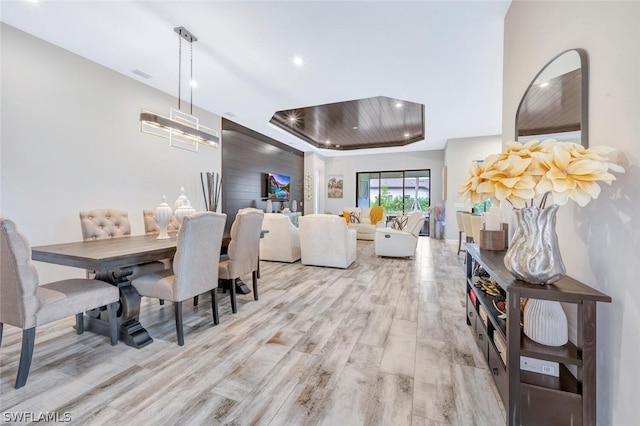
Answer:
[{"left": 221, "top": 118, "right": 304, "bottom": 232}]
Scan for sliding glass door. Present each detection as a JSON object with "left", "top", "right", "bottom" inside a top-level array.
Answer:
[{"left": 356, "top": 169, "right": 430, "bottom": 217}]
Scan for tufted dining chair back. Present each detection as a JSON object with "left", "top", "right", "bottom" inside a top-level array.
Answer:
[
  {"left": 79, "top": 209, "right": 166, "bottom": 283},
  {"left": 79, "top": 209, "right": 131, "bottom": 240}
]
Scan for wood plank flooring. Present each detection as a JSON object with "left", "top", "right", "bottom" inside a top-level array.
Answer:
[{"left": 0, "top": 238, "right": 506, "bottom": 425}]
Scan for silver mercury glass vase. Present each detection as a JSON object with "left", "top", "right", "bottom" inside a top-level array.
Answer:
[{"left": 504, "top": 204, "right": 566, "bottom": 285}]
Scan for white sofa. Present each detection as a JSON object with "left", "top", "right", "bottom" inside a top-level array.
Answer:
[
  {"left": 259, "top": 213, "right": 301, "bottom": 263},
  {"left": 342, "top": 207, "right": 385, "bottom": 240},
  {"left": 299, "top": 214, "right": 357, "bottom": 268},
  {"left": 374, "top": 211, "right": 425, "bottom": 257}
]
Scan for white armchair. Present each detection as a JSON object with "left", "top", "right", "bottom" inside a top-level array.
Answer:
[
  {"left": 259, "top": 213, "right": 301, "bottom": 263},
  {"left": 374, "top": 211, "right": 425, "bottom": 257},
  {"left": 299, "top": 214, "right": 357, "bottom": 268}
]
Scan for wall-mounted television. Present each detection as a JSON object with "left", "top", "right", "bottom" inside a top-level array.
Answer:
[{"left": 266, "top": 172, "right": 291, "bottom": 201}]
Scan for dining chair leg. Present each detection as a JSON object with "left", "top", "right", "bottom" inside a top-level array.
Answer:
[
  {"left": 230, "top": 279, "right": 237, "bottom": 314},
  {"left": 210, "top": 289, "right": 219, "bottom": 325},
  {"left": 193, "top": 295, "right": 199, "bottom": 306},
  {"left": 0, "top": 322, "right": 3, "bottom": 346},
  {"left": 458, "top": 231, "right": 463, "bottom": 255},
  {"left": 252, "top": 270, "right": 259, "bottom": 301},
  {"left": 174, "top": 301, "right": 185, "bottom": 346},
  {"left": 76, "top": 313, "right": 84, "bottom": 334},
  {"left": 107, "top": 302, "right": 118, "bottom": 346},
  {"left": 15, "top": 327, "right": 36, "bottom": 389}
]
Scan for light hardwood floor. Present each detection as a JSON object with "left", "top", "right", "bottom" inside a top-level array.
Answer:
[{"left": 1, "top": 238, "right": 505, "bottom": 425}]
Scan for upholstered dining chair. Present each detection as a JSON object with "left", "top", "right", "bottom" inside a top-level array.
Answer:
[
  {"left": 462, "top": 212, "right": 474, "bottom": 243},
  {"left": 456, "top": 211, "right": 467, "bottom": 255},
  {"left": 470, "top": 214, "right": 483, "bottom": 245},
  {"left": 79, "top": 208, "right": 166, "bottom": 282},
  {"left": 142, "top": 209, "right": 182, "bottom": 306},
  {"left": 131, "top": 212, "right": 226, "bottom": 346},
  {"left": 0, "top": 217, "right": 119, "bottom": 388},
  {"left": 218, "top": 208, "right": 265, "bottom": 313}
]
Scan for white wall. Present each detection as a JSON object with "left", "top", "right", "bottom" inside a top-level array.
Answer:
[
  {"left": 303, "top": 152, "right": 326, "bottom": 215},
  {"left": 443, "top": 134, "right": 502, "bottom": 239},
  {"left": 504, "top": 2, "right": 640, "bottom": 424},
  {"left": 1, "top": 24, "right": 222, "bottom": 282},
  {"left": 324, "top": 150, "right": 444, "bottom": 214}
]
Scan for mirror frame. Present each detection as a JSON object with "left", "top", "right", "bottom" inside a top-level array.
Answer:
[{"left": 515, "top": 48, "right": 589, "bottom": 147}]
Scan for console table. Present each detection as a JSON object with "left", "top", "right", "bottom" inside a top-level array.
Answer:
[{"left": 464, "top": 243, "right": 610, "bottom": 425}]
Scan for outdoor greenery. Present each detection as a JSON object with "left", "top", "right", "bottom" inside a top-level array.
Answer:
[{"left": 372, "top": 185, "right": 429, "bottom": 213}]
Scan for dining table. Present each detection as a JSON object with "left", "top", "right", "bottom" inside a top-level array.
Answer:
[{"left": 31, "top": 231, "right": 265, "bottom": 348}]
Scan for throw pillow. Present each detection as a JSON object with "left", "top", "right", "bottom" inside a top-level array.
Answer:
[
  {"left": 391, "top": 215, "right": 408, "bottom": 230},
  {"left": 342, "top": 211, "right": 351, "bottom": 224},
  {"left": 370, "top": 206, "right": 383, "bottom": 224},
  {"left": 349, "top": 212, "right": 361, "bottom": 223}
]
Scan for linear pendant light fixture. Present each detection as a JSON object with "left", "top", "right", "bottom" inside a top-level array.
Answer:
[{"left": 140, "top": 26, "right": 219, "bottom": 151}]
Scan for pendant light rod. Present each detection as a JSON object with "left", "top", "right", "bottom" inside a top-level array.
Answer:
[{"left": 174, "top": 26, "right": 198, "bottom": 113}]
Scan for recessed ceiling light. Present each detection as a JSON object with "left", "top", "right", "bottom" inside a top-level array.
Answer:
[
  {"left": 292, "top": 56, "right": 304, "bottom": 67},
  {"left": 395, "top": 102, "right": 403, "bottom": 108},
  {"left": 336, "top": 144, "right": 341, "bottom": 148},
  {"left": 325, "top": 139, "right": 331, "bottom": 144},
  {"left": 539, "top": 82, "right": 550, "bottom": 88},
  {"left": 352, "top": 126, "right": 359, "bottom": 130},
  {"left": 287, "top": 112, "right": 299, "bottom": 124},
  {"left": 190, "top": 80, "right": 198, "bottom": 88},
  {"left": 404, "top": 132, "right": 410, "bottom": 138}
]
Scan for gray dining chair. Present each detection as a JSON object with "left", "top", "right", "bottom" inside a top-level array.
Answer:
[
  {"left": 0, "top": 217, "right": 119, "bottom": 388},
  {"left": 131, "top": 212, "right": 226, "bottom": 346},
  {"left": 142, "top": 209, "right": 181, "bottom": 306},
  {"left": 218, "top": 208, "right": 264, "bottom": 313}
]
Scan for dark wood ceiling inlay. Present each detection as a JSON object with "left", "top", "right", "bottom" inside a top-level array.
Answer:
[
  {"left": 518, "top": 69, "right": 581, "bottom": 136},
  {"left": 270, "top": 96, "right": 425, "bottom": 150}
]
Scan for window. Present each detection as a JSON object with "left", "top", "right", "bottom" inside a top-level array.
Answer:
[{"left": 356, "top": 169, "right": 430, "bottom": 217}]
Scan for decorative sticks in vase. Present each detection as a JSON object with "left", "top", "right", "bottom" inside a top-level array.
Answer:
[{"left": 200, "top": 172, "right": 222, "bottom": 212}]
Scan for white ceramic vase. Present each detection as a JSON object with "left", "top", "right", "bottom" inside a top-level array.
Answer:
[
  {"left": 265, "top": 199, "right": 273, "bottom": 213},
  {"left": 175, "top": 200, "right": 196, "bottom": 226},
  {"left": 523, "top": 298, "right": 568, "bottom": 346},
  {"left": 156, "top": 195, "right": 172, "bottom": 239},
  {"left": 291, "top": 200, "right": 297, "bottom": 212},
  {"left": 175, "top": 187, "right": 188, "bottom": 210}
]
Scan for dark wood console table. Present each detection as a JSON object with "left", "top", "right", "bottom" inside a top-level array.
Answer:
[{"left": 464, "top": 243, "right": 611, "bottom": 425}]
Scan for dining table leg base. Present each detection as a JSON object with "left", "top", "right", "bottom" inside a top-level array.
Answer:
[
  {"left": 119, "top": 320, "right": 154, "bottom": 349},
  {"left": 235, "top": 279, "right": 251, "bottom": 295}
]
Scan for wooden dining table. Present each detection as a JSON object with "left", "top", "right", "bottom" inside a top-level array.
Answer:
[{"left": 31, "top": 231, "right": 260, "bottom": 349}]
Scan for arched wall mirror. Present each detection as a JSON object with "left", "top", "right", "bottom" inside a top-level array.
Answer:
[{"left": 515, "top": 48, "right": 589, "bottom": 147}]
